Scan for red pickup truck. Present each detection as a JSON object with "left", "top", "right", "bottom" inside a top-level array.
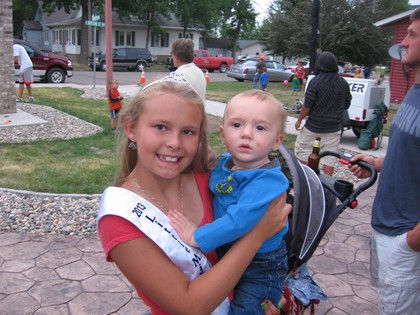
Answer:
[{"left": 193, "top": 50, "right": 234, "bottom": 73}]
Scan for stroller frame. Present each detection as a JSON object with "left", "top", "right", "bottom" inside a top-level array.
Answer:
[{"left": 273, "top": 146, "right": 378, "bottom": 314}]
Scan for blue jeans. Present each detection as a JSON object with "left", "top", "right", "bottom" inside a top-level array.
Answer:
[
  {"left": 228, "top": 241, "right": 288, "bottom": 314},
  {"left": 252, "top": 73, "right": 261, "bottom": 89}
]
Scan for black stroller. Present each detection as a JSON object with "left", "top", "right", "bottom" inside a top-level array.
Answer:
[{"left": 271, "top": 146, "right": 378, "bottom": 314}]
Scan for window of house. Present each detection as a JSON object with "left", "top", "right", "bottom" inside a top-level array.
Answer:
[
  {"left": 43, "top": 30, "right": 49, "bottom": 45},
  {"left": 115, "top": 30, "right": 135, "bottom": 46},
  {"left": 126, "top": 31, "right": 135, "bottom": 46},
  {"left": 151, "top": 32, "right": 169, "bottom": 47},
  {"left": 178, "top": 33, "right": 193, "bottom": 40}
]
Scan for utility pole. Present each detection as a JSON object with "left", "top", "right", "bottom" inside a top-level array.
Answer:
[
  {"left": 309, "top": 0, "right": 320, "bottom": 75},
  {"left": 105, "top": 0, "right": 113, "bottom": 90}
]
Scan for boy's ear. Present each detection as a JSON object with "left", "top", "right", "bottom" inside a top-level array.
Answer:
[
  {"left": 272, "top": 134, "right": 284, "bottom": 150},
  {"left": 219, "top": 125, "right": 225, "bottom": 144}
]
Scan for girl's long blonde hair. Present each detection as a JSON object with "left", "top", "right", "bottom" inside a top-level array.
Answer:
[{"left": 114, "top": 81, "right": 209, "bottom": 186}]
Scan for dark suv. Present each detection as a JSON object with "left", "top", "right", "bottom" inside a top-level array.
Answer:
[
  {"left": 88, "top": 47, "right": 153, "bottom": 72},
  {"left": 14, "top": 39, "right": 74, "bottom": 84}
]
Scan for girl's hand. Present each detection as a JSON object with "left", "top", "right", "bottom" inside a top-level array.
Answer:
[
  {"left": 252, "top": 192, "right": 291, "bottom": 242},
  {"left": 168, "top": 210, "right": 198, "bottom": 247}
]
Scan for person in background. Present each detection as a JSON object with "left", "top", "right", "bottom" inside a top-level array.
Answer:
[
  {"left": 171, "top": 38, "right": 206, "bottom": 101},
  {"left": 349, "top": 8, "right": 420, "bottom": 314},
  {"left": 169, "top": 90, "right": 289, "bottom": 314},
  {"left": 363, "top": 65, "right": 371, "bottom": 79},
  {"left": 295, "top": 60, "right": 306, "bottom": 91},
  {"left": 354, "top": 68, "right": 362, "bottom": 78},
  {"left": 294, "top": 51, "right": 352, "bottom": 176},
  {"left": 292, "top": 75, "right": 300, "bottom": 95},
  {"left": 97, "top": 76, "right": 291, "bottom": 315},
  {"left": 259, "top": 67, "right": 269, "bottom": 91},
  {"left": 253, "top": 55, "right": 266, "bottom": 89},
  {"left": 107, "top": 79, "right": 123, "bottom": 132},
  {"left": 13, "top": 44, "right": 34, "bottom": 102}
]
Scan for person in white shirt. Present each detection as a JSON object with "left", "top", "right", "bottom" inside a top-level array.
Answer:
[
  {"left": 13, "top": 44, "right": 34, "bottom": 102},
  {"left": 171, "top": 38, "right": 206, "bottom": 101}
]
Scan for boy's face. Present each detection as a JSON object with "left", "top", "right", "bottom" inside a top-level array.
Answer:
[{"left": 220, "top": 95, "right": 284, "bottom": 170}]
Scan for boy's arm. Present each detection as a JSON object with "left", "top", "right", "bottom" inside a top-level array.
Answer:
[{"left": 168, "top": 210, "right": 198, "bottom": 247}]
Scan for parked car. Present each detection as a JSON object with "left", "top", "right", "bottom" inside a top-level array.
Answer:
[
  {"left": 227, "top": 59, "right": 294, "bottom": 82},
  {"left": 88, "top": 47, "right": 153, "bottom": 72},
  {"left": 14, "top": 39, "right": 74, "bottom": 84}
]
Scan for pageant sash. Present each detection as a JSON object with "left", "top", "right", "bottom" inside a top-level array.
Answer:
[{"left": 97, "top": 187, "right": 230, "bottom": 314}]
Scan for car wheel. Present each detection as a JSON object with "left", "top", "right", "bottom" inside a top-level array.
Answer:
[
  {"left": 219, "top": 63, "right": 228, "bottom": 73},
  {"left": 47, "top": 67, "right": 65, "bottom": 83},
  {"left": 136, "top": 62, "right": 146, "bottom": 72},
  {"left": 100, "top": 61, "right": 107, "bottom": 71},
  {"left": 352, "top": 127, "right": 361, "bottom": 138}
]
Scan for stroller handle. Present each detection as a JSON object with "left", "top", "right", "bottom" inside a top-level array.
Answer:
[{"left": 319, "top": 150, "right": 378, "bottom": 212}]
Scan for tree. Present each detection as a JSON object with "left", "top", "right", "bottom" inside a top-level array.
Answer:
[
  {"left": 41, "top": 0, "right": 102, "bottom": 64},
  {"left": 220, "top": 0, "right": 257, "bottom": 60},
  {"left": 264, "top": 0, "right": 410, "bottom": 66},
  {"left": 12, "top": 0, "right": 37, "bottom": 38},
  {"left": 113, "top": 0, "right": 172, "bottom": 49},
  {"left": 168, "top": 0, "right": 223, "bottom": 48}
]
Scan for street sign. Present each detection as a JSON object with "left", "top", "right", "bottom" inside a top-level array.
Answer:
[
  {"left": 92, "top": 14, "right": 100, "bottom": 21},
  {"left": 85, "top": 20, "right": 105, "bottom": 27}
]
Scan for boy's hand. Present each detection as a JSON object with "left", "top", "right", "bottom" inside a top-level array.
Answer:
[{"left": 168, "top": 210, "right": 198, "bottom": 247}]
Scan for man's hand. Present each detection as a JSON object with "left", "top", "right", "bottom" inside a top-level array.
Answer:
[{"left": 168, "top": 210, "right": 198, "bottom": 247}]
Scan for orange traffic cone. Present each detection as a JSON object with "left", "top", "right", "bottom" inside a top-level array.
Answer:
[
  {"left": 205, "top": 69, "right": 209, "bottom": 83},
  {"left": 140, "top": 69, "right": 146, "bottom": 84}
]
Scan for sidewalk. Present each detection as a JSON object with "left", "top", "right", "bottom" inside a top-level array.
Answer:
[{"left": 0, "top": 84, "right": 381, "bottom": 314}]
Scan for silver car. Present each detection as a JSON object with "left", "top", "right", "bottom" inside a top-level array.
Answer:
[{"left": 227, "top": 59, "right": 294, "bottom": 82}]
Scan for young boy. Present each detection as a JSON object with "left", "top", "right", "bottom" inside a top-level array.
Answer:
[
  {"left": 292, "top": 75, "right": 300, "bottom": 95},
  {"left": 259, "top": 67, "right": 269, "bottom": 91},
  {"left": 169, "top": 89, "right": 289, "bottom": 314},
  {"left": 107, "top": 79, "right": 123, "bottom": 131}
]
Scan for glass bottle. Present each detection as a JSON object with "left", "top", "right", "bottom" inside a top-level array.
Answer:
[{"left": 308, "top": 137, "right": 321, "bottom": 173}]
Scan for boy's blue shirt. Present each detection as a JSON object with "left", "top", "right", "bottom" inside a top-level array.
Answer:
[{"left": 195, "top": 153, "right": 289, "bottom": 253}]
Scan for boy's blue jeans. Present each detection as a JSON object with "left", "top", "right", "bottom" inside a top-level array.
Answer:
[{"left": 219, "top": 241, "right": 288, "bottom": 315}]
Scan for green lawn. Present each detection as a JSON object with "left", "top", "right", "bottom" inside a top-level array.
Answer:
[{"left": 1, "top": 82, "right": 394, "bottom": 193}]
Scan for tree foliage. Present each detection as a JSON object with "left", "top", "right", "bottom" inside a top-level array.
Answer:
[
  {"left": 113, "top": 0, "right": 172, "bottom": 49},
  {"left": 219, "top": 0, "right": 257, "bottom": 59},
  {"left": 263, "top": 0, "right": 410, "bottom": 65},
  {"left": 12, "top": 0, "right": 37, "bottom": 38}
]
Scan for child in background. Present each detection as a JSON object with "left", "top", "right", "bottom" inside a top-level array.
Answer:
[
  {"left": 259, "top": 67, "right": 269, "bottom": 91},
  {"left": 107, "top": 79, "right": 123, "bottom": 131},
  {"left": 354, "top": 68, "right": 362, "bottom": 78},
  {"left": 292, "top": 75, "right": 300, "bottom": 95},
  {"left": 169, "top": 89, "right": 290, "bottom": 314}
]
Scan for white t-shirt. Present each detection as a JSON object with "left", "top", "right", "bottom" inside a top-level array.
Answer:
[
  {"left": 13, "top": 44, "right": 33, "bottom": 72},
  {"left": 175, "top": 63, "right": 206, "bottom": 101}
]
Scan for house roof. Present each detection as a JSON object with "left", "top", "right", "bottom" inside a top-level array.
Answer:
[
  {"left": 23, "top": 21, "right": 43, "bottom": 30},
  {"left": 238, "top": 40, "right": 260, "bottom": 49},
  {"left": 374, "top": 7, "right": 418, "bottom": 27},
  {"left": 46, "top": 10, "right": 183, "bottom": 30}
]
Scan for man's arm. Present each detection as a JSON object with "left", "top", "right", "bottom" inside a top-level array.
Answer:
[{"left": 407, "top": 223, "right": 420, "bottom": 252}]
